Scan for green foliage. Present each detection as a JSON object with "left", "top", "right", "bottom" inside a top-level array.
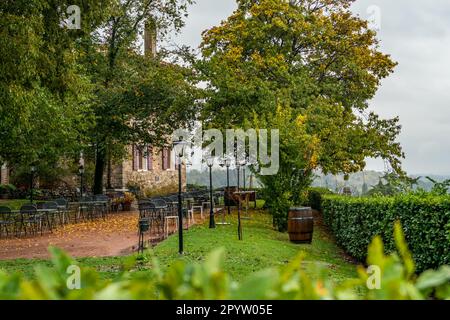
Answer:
[
  {"left": 199, "top": 0, "right": 404, "bottom": 176},
  {"left": 0, "top": 213, "right": 356, "bottom": 283},
  {"left": 0, "top": 0, "right": 99, "bottom": 166},
  {"left": 0, "top": 199, "right": 33, "bottom": 210},
  {"left": 305, "top": 187, "right": 334, "bottom": 211},
  {"left": 322, "top": 194, "right": 450, "bottom": 272},
  {"left": 425, "top": 177, "right": 450, "bottom": 196},
  {"left": 143, "top": 183, "right": 179, "bottom": 198},
  {"left": 255, "top": 107, "right": 315, "bottom": 232},
  {"left": 366, "top": 172, "right": 420, "bottom": 196},
  {"left": 0, "top": 0, "right": 198, "bottom": 193},
  {"left": 186, "top": 184, "right": 208, "bottom": 191},
  {"left": 0, "top": 224, "right": 448, "bottom": 300},
  {"left": 0, "top": 184, "right": 16, "bottom": 194},
  {"left": 80, "top": 0, "right": 198, "bottom": 193}
]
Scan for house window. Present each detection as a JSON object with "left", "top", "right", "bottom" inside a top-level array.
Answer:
[
  {"left": 133, "top": 145, "right": 153, "bottom": 171},
  {"left": 162, "top": 148, "right": 171, "bottom": 170}
]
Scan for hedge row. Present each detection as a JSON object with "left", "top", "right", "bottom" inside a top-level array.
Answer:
[
  {"left": 306, "top": 187, "right": 334, "bottom": 211},
  {"left": 321, "top": 194, "right": 450, "bottom": 272}
]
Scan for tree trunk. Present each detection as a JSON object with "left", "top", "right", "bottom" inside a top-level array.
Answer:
[
  {"left": 106, "top": 148, "right": 112, "bottom": 189},
  {"left": 93, "top": 145, "right": 106, "bottom": 195}
]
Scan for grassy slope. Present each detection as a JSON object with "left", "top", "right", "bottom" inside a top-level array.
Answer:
[
  {"left": 0, "top": 199, "right": 32, "bottom": 210},
  {"left": 0, "top": 211, "right": 357, "bottom": 285}
]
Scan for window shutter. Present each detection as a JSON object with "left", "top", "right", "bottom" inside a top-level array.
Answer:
[
  {"left": 167, "top": 148, "right": 171, "bottom": 169},
  {"left": 147, "top": 146, "right": 153, "bottom": 170},
  {"left": 162, "top": 148, "right": 170, "bottom": 170},
  {"left": 138, "top": 147, "right": 144, "bottom": 170}
]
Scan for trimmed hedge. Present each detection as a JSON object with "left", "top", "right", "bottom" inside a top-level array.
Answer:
[
  {"left": 306, "top": 187, "right": 334, "bottom": 211},
  {"left": 322, "top": 194, "right": 450, "bottom": 272}
]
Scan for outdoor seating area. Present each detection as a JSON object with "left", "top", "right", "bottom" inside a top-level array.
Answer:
[
  {"left": 0, "top": 187, "right": 253, "bottom": 242},
  {"left": 0, "top": 195, "right": 122, "bottom": 238},
  {"left": 137, "top": 190, "right": 225, "bottom": 242}
]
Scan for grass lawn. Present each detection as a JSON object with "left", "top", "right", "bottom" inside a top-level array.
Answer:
[
  {"left": 0, "top": 199, "right": 33, "bottom": 210},
  {"left": 0, "top": 210, "right": 358, "bottom": 285}
]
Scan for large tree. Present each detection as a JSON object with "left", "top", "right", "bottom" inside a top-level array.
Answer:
[
  {"left": 0, "top": 0, "right": 108, "bottom": 175},
  {"left": 79, "top": 0, "right": 198, "bottom": 194},
  {"left": 198, "top": 0, "right": 404, "bottom": 228},
  {"left": 1, "top": 0, "right": 199, "bottom": 192}
]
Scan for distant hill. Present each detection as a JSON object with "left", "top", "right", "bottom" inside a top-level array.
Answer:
[
  {"left": 187, "top": 168, "right": 450, "bottom": 193},
  {"left": 187, "top": 168, "right": 262, "bottom": 189},
  {"left": 312, "top": 172, "right": 450, "bottom": 195}
]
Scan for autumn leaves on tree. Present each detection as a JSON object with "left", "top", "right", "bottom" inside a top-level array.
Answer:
[{"left": 198, "top": 0, "right": 403, "bottom": 229}]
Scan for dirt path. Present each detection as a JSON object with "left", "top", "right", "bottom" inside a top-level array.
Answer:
[{"left": 0, "top": 212, "right": 141, "bottom": 260}]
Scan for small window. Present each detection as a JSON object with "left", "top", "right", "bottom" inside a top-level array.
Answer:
[{"left": 133, "top": 145, "right": 148, "bottom": 171}]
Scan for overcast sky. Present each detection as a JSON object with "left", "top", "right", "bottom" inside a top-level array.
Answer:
[{"left": 171, "top": 0, "right": 450, "bottom": 175}]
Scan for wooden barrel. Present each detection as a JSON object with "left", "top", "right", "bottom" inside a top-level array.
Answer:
[{"left": 288, "top": 207, "right": 314, "bottom": 244}]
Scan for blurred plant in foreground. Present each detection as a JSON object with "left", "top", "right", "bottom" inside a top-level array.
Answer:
[{"left": 0, "top": 223, "right": 448, "bottom": 300}]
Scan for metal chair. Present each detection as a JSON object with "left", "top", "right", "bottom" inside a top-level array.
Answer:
[
  {"left": 43, "top": 201, "right": 60, "bottom": 229},
  {"left": 140, "top": 201, "right": 164, "bottom": 239},
  {"left": 94, "top": 194, "right": 109, "bottom": 219},
  {"left": 19, "top": 204, "right": 42, "bottom": 236},
  {"left": 78, "top": 196, "right": 94, "bottom": 221},
  {"left": 146, "top": 199, "right": 169, "bottom": 238},
  {"left": 54, "top": 198, "right": 69, "bottom": 224},
  {"left": 151, "top": 199, "right": 178, "bottom": 239}
]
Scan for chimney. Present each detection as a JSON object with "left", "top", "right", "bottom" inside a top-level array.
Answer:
[{"left": 144, "top": 18, "right": 157, "bottom": 58}]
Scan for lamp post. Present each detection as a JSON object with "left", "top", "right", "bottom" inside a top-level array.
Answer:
[
  {"left": 236, "top": 161, "right": 240, "bottom": 191},
  {"left": 242, "top": 161, "right": 247, "bottom": 190},
  {"left": 206, "top": 157, "right": 215, "bottom": 229},
  {"left": 173, "top": 140, "right": 188, "bottom": 254},
  {"left": 30, "top": 165, "right": 36, "bottom": 204},
  {"left": 79, "top": 152, "right": 85, "bottom": 199},
  {"left": 218, "top": 157, "right": 231, "bottom": 225},
  {"left": 222, "top": 157, "right": 232, "bottom": 216},
  {"left": 78, "top": 165, "right": 85, "bottom": 199}
]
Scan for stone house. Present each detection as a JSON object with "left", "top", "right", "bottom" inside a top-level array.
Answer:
[{"left": 109, "top": 144, "right": 186, "bottom": 193}]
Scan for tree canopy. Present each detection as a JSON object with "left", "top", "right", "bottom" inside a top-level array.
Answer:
[
  {"left": 0, "top": 0, "right": 199, "bottom": 192},
  {"left": 199, "top": 0, "right": 403, "bottom": 174},
  {"left": 198, "top": 0, "right": 404, "bottom": 228}
]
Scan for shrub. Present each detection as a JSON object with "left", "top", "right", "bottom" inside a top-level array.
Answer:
[
  {"left": 143, "top": 183, "right": 178, "bottom": 198},
  {"left": 0, "top": 224, "right": 448, "bottom": 300},
  {"left": 322, "top": 194, "right": 450, "bottom": 272},
  {"left": 306, "top": 187, "right": 334, "bottom": 211},
  {"left": 186, "top": 184, "right": 207, "bottom": 192},
  {"left": 0, "top": 184, "right": 16, "bottom": 195},
  {"left": 259, "top": 169, "right": 312, "bottom": 232}
]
